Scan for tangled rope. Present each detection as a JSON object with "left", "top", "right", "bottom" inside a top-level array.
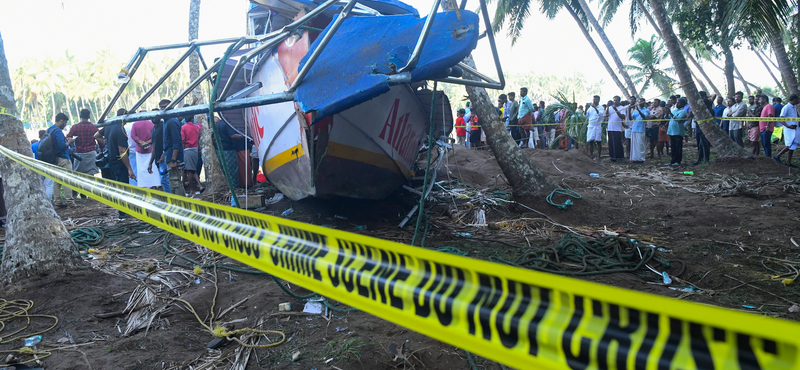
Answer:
[
  {"left": 492, "top": 234, "right": 675, "bottom": 277},
  {"left": 546, "top": 188, "right": 582, "bottom": 210},
  {"left": 0, "top": 299, "right": 59, "bottom": 364}
]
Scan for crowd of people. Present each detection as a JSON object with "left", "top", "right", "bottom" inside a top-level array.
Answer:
[
  {"left": 454, "top": 88, "right": 800, "bottom": 167},
  {"left": 31, "top": 102, "right": 261, "bottom": 213}
]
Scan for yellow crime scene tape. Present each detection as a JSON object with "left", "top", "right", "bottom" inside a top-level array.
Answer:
[
  {"left": 0, "top": 107, "right": 18, "bottom": 118},
  {"left": 1, "top": 144, "right": 799, "bottom": 370}
]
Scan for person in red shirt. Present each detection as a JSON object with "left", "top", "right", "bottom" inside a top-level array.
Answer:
[
  {"left": 759, "top": 94, "right": 776, "bottom": 157},
  {"left": 455, "top": 109, "right": 466, "bottom": 146},
  {"left": 181, "top": 114, "right": 204, "bottom": 196},
  {"left": 66, "top": 109, "right": 100, "bottom": 176}
]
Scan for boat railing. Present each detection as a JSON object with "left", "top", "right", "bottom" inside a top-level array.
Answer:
[{"left": 98, "top": 0, "right": 504, "bottom": 127}]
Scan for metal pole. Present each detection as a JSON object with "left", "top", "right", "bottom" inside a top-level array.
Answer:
[
  {"left": 217, "top": 31, "right": 290, "bottom": 100},
  {"left": 289, "top": 0, "right": 359, "bottom": 92},
  {"left": 167, "top": 38, "right": 247, "bottom": 110},
  {"left": 98, "top": 49, "right": 146, "bottom": 123},
  {"left": 397, "top": 0, "right": 442, "bottom": 73},
  {"left": 99, "top": 91, "right": 295, "bottom": 127},
  {"left": 128, "top": 44, "right": 198, "bottom": 113}
]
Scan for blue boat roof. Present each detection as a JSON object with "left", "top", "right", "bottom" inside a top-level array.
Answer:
[
  {"left": 249, "top": 0, "right": 419, "bottom": 17},
  {"left": 295, "top": 10, "right": 479, "bottom": 120}
]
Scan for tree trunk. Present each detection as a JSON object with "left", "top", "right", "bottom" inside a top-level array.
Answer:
[
  {"left": 0, "top": 32, "right": 83, "bottom": 283},
  {"left": 765, "top": 32, "right": 798, "bottom": 96},
  {"left": 636, "top": 0, "right": 722, "bottom": 97},
  {"left": 575, "top": 0, "right": 638, "bottom": 97},
  {"left": 647, "top": 0, "right": 751, "bottom": 159},
  {"left": 460, "top": 57, "right": 556, "bottom": 199},
  {"left": 188, "top": 0, "right": 226, "bottom": 193},
  {"left": 752, "top": 42, "right": 789, "bottom": 97},
  {"left": 565, "top": 4, "right": 629, "bottom": 97},
  {"left": 50, "top": 92, "right": 56, "bottom": 122},
  {"left": 721, "top": 44, "right": 735, "bottom": 98}
]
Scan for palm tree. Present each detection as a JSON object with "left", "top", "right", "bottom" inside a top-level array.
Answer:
[
  {"left": 0, "top": 32, "right": 83, "bottom": 282},
  {"left": 646, "top": 0, "right": 750, "bottom": 159},
  {"left": 493, "top": 0, "right": 631, "bottom": 96},
  {"left": 625, "top": 35, "right": 675, "bottom": 97},
  {"left": 446, "top": 1, "right": 556, "bottom": 199},
  {"left": 573, "top": 0, "right": 638, "bottom": 96},
  {"left": 602, "top": 0, "right": 723, "bottom": 97},
  {"left": 729, "top": 0, "right": 798, "bottom": 96}
]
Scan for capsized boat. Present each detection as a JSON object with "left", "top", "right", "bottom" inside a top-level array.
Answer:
[{"left": 98, "top": 0, "right": 505, "bottom": 201}]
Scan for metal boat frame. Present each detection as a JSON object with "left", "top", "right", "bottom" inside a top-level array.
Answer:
[{"left": 97, "top": 0, "right": 504, "bottom": 126}]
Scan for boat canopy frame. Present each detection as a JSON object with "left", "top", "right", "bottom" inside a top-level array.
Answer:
[{"left": 98, "top": 0, "right": 504, "bottom": 127}]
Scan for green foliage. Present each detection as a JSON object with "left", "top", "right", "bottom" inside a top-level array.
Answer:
[
  {"left": 11, "top": 48, "right": 200, "bottom": 128},
  {"left": 543, "top": 91, "right": 590, "bottom": 147},
  {"left": 625, "top": 35, "right": 676, "bottom": 98}
]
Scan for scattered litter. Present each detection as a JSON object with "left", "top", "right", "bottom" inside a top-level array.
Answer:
[
  {"left": 138, "top": 230, "right": 152, "bottom": 234},
  {"left": 761, "top": 202, "right": 773, "bottom": 207},
  {"left": 661, "top": 271, "right": 672, "bottom": 285},
  {"left": 335, "top": 327, "right": 347, "bottom": 332},
  {"left": 355, "top": 225, "right": 367, "bottom": 230},
  {"left": 135, "top": 272, "right": 147, "bottom": 279},
  {"left": 325, "top": 358, "right": 334, "bottom": 364},
  {"left": 742, "top": 305, "right": 757, "bottom": 309},
  {"left": 265, "top": 193, "right": 284, "bottom": 204},
  {"left": 668, "top": 286, "right": 699, "bottom": 293},
  {"left": 57, "top": 337, "right": 70, "bottom": 343},
  {"left": 303, "top": 301, "right": 323, "bottom": 314},
  {"left": 334, "top": 215, "right": 348, "bottom": 220},
  {"left": 278, "top": 302, "right": 292, "bottom": 312},
  {"left": 589, "top": 173, "right": 600, "bottom": 177},
  {"left": 292, "top": 351, "right": 301, "bottom": 362},
  {"left": 455, "top": 232, "right": 472, "bottom": 238},
  {"left": 281, "top": 208, "right": 294, "bottom": 217},
  {"left": 789, "top": 305, "right": 800, "bottom": 313},
  {"left": 24, "top": 335, "right": 42, "bottom": 347},
  {"left": 194, "top": 279, "right": 201, "bottom": 285},
  {"left": 683, "top": 171, "right": 694, "bottom": 175},
  {"left": 791, "top": 237, "right": 798, "bottom": 247}
]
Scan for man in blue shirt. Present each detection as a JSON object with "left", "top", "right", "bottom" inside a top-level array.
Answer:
[
  {"left": 668, "top": 98, "right": 689, "bottom": 166},
  {"left": 49, "top": 113, "right": 76, "bottom": 207},
  {"left": 161, "top": 101, "right": 186, "bottom": 196},
  {"left": 713, "top": 97, "right": 726, "bottom": 133}
]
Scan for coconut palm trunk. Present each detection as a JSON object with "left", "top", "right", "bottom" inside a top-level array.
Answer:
[
  {"left": 767, "top": 27, "right": 800, "bottom": 97},
  {"left": 574, "top": 0, "right": 638, "bottom": 96},
  {"left": 0, "top": 33, "right": 83, "bottom": 282},
  {"left": 647, "top": 0, "right": 751, "bottom": 159},
  {"left": 635, "top": 0, "right": 722, "bottom": 97},
  {"left": 188, "top": 0, "right": 226, "bottom": 194},
  {"left": 751, "top": 42, "right": 790, "bottom": 97},
  {"left": 565, "top": 4, "right": 629, "bottom": 97},
  {"left": 460, "top": 56, "right": 556, "bottom": 198}
]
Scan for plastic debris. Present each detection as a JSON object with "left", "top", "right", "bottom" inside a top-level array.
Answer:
[
  {"left": 334, "top": 215, "right": 348, "bottom": 220},
  {"left": 281, "top": 208, "right": 294, "bottom": 217},
  {"left": 194, "top": 278, "right": 201, "bottom": 285},
  {"left": 742, "top": 305, "right": 757, "bottom": 309},
  {"left": 265, "top": 193, "right": 284, "bottom": 204},
  {"left": 303, "top": 301, "right": 323, "bottom": 314},
  {"left": 291, "top": 351, "right": 301, "bottom": 362},
  {"left": 455, "top": 232, "right": 472, "bottom": 238},
  {"left": 668, "top": 286, "right": 699, "bottom": 293},
  {"left": 278, "top": 302, "right": 292, "bottom": 312},
  {"left": 661, "top": 271, "right": 672, "bottom": 285},
  {"left": 336, "top": 327, "right": 347, "bottom": 332},
  {"left": 589, "top": 173, "right": 600, "bottom": 177},
  {"left": 789, "top": 305, "right": 800, "bottom": 313},
  {"left": 761, "top": 202, "right": 773, "bottom": 207},
  {"left": 355, "top": 225, "right": 367, "bottom": 230},
  {"left": 24, "top": 335, "right": 42, "bottom": 347},
  {"left": 683, "top": 171, "right": 694, "bottom": 175}
]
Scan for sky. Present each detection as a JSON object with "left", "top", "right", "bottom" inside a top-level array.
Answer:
[{"left": 0, "top": 0, "right": 784, "bottom": 103}]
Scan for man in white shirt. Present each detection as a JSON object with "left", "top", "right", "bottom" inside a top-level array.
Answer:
[
  {"left": 773, "top": 94, "right": 799, "bottom": 167},
  {"left": 727, "top": 91, "right": 748, "bottom": 147},
  {"left": 606, "top": 96, "right": 627, "bottom": 161},
  {"left": 585, "top": 95, "right": 603, "bottom": 161}
]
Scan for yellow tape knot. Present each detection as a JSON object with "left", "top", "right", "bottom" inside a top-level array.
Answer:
[
  {"left": 193, "top": 266, "right": 203, "bottom": 275},
  {"left": 212, "top": 325, "right": 230, "bottom": 338},
  {"left": 18, "top": 347, "right": 35, "bottom": 354},
  {"left": 782, "top": 278, "right": 795, "bottom": 286}
]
